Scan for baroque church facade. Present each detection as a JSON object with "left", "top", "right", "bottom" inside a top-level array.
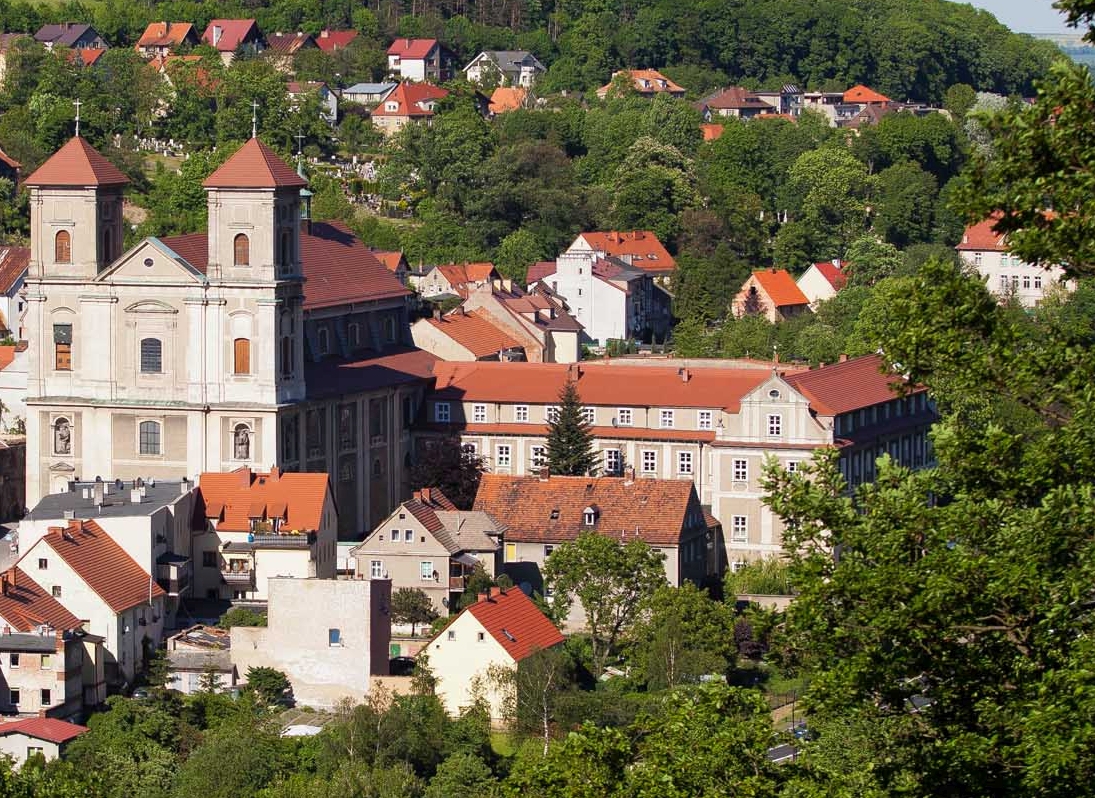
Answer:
[{"left": 23, "top": 136, "right": 435, "bottom": 538}]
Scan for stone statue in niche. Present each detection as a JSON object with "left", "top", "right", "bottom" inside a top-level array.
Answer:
[
  {"left": 54, "top": 419, "right": 71, "bottom": 455},
  {"left": 234, "top": 425, "right": 250, "bottom": 460}
]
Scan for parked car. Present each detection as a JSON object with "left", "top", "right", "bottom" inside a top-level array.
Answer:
[{"left": 389, "top": 656, "right": 416, "bottom": 676}]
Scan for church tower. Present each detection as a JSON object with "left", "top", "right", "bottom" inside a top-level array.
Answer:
[{"left": 24, "top": 136, "right": 128, "bottom": 279}]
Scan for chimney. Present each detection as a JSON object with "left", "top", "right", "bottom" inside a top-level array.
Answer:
[
  {"left": 422, "top": 487, "right": 432, "bottom": 504},
  {"left": 130, "top": 488, "right": 143, "bottom": 504},
  {"left": 180, "top": 478, "right": 190, "bottom": 495},
  {"left": 269, "top": 466, "right": 281, "bottom": 480},
  {"left": 433, "top": 307, "right": 442, "bottom": 321},
  {"left": 634, "top": 230, "right": 644, "bottom": 240},
  {"left": 47, "top": 526, "right": 64, "bottom": 536},
  {"left": 92, "top": 479, "right": 104, "bottom": 507},
  {"left": 477, "top": 592, "right": 488, "bottom": 602},
  {"left": 679, "top": 367, "right": 690, "bottom": 383},
  {"left": 457, "top": 305, "right": 466, "bottom": 316},
  {"left": 55, "top": 629, "right": 65, "bottom": 653},
  {"left": 412, "top": 490, "right": 422, "bottom": 503},
  {"left": 839, "top": 353, "right": 848, "bottom": 363},
  {"left": 623, "top": 465, "right": 635, "bottom": 485},
  {"left": 538, "top": 466, "right": 549, "bottom": 481}
]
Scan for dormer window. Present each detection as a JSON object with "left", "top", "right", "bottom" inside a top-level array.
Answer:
[
  {"left": 583, "top": 506, "right": 597, "bottom": 526},
  {"left": 550, "top": 508, "right": 559, "bottom": 520}
]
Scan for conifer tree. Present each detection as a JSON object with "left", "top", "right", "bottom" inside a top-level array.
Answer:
[{"left": 545, "top": 378, "right": 598, "bottom": 476}]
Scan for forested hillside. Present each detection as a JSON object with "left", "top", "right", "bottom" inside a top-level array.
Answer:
[{"left": 0, "top": 0, "right": 1059, "bottom": 100}]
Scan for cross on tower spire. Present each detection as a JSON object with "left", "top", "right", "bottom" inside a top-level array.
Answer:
[
  {"left": 294, "top": 131, "right": 305, "bottom": 160},
  {"left": 251, "top": 100, "right": 259, "bottom": 139},
  {"left": 73, "top": 99, "right": 82, "bottom": 137}
]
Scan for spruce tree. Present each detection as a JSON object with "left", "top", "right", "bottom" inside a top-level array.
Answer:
[{"left": 545, "top": 378, "right": 599, "bottom": 476}]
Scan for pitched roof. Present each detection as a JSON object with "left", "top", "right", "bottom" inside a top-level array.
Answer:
[
  {"left": 424, "top": 310, "right": 520, "bottom": 357},
  {"left": 578, "top": 231, "right": 675, "bottom": 274},
  {"left": 136, "top": 21, "right": 196, "bottom": 48},
  {"left": 489, "top": 86, "right": 527, "bottom": 113},
  {"left": 412, "top": 487, "right": 457, "bottom": 510},
  {"left": 750, "top": 269, "right": 810, "bottom": 307},
  {"left": 203, "top": 137, "right": 307, "bottom": 189},
  {"left": 303, "top": 347, "right": 438, "bottom": 400},
  {"left": 77, "top": 47, "right": 106, "bottom": 66},
  {"left": 25, "top": 137, "right": 129, "bottom": 187},
  {"left": 783, "top": 354, "right": 917, "bottom": 415},
  {"left": 704, "top": 86, "right": 771, "bottom": 111},
  {"left": 433, "top": 262, "right": 498, "bottom": 293},
  {"left": 34, "top": 23, "right": 98, "bottom": 47},
  {"left": 387, "top": 38, "right": 438, "bottom": 59},
  {"left": 526, "top": 261, "right": 555, "bottom": 283},
  {"left": 957, "top": 215, "right": 1007, "bottom": 251},
  {"left": 266, "top": 32, "right": 315, "bottom": 54},
  {"left": 197, "top": 467, "right": 328, "bottom": 533},
  {"left": 300, "top": 222, "right": 410, "bottom": 308},
  {"left": 599, "top": 69, "right": 684, "bottom": 97},
  {"left": 0, "top": 567, "right": 83, "bottom": 632},
  {"left": 810, "top": 260, "right": 847, "bottom": 291},
  {"left": 315, "top": 29, "right": 358, "bottom": 52},
  {"left": 0, "top": 245, "right": 29, "bottom": 294},
  {"left": 701, "top": 123, "right": 724, "bottom": 141},
  {"left": 843, "top": 84, "right": 890, "bottom": 104},
  {"left": 0, "top": 346, "right": 16, "bottom": 371},
  {"left": 202, "top": 19, "right": 261, "bottom": 52},
  {"left": 37, "top": 520, "right": 165, "bottom": 614},
  {"left": 474, "top": 474, "right": 697, "bottom": 545},
  {"left": 373, "top": 250, "right": 406, "bottom": 272},
  {"left": 432, "top": 511, "right": 504, "bottom": 553},
  {"left": 372, "top": 82, "right": 449, "bottom": 117},
  {"left": 0, "top": 718, "right": 88, "bottom": 745},
  {"left": 431, "top": 360, "right": 771, "bottom": 412},
  {"left": 464, "top": 588, "right": 564, "bottom": 661}
]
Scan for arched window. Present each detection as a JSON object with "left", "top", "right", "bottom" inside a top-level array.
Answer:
[
  {"left": 233, "top": 338, "right": 250, "bottom": 375},
  {"left": 318, "top": 328, "right": 330, "bottom": 356},
  {"left": 233, "top": 234, "right": 250, "bottom": 266},
  {"left": 139, "top": 338, "right": 162, "bottom": 373},
  {"left": 139, "top": 421, "right": 161, "bottom": 455},
  {"left": 372, "top": 458, "right": 382, "bottom": 478},
  {"left": 280, "top": 336, "right": 293, "bottom": 377},
  {"left": 53, "top": 418, "right": 72, "bottom": 455},
  {"left": 54, "top": 231, "right": 71, "bottom": 264},
  {"left": 233, "top": 424, "right": 251, "bottom": 460}
]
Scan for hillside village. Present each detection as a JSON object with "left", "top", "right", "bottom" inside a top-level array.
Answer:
[{"left": 0, "top": 0, "right": 1088, "bottom": 794}]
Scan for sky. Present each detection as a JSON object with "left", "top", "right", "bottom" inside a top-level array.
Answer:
[{"left": 966, "top": 0, "right": 1074, "bottom": 34}]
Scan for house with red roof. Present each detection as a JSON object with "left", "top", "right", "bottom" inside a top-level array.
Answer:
[
  {"left": 597, "top": 69, "right": 686, "bottom": 100},
  {"left": 19, "top": 520, "right": 166, "bottom": 685},
  {"left": 351, "top": 487, "right": 504, "bottom": 614},
  {"left": 135, "top": 22, "right": 198, "bottom": 59},
  {"left": 568, "top": 230, "right": 676, "bottom": 277},
  {"left": 417, "top": 261, "right": 499, "bottom": 299},
  {"left": 425, "top": 586, "right": 563, "bottom": 719},
  {"left": 488, "top": 86, "right": 528, "bottom": 114},
  {"left": 372, "top": 249, "right": 409, "bottom": 283},
  {"left": 411, "top": 307, "right": 525, "bottom": 362},
  {"left": 732, "top": 268, "right": 811, "bottom": 322},
  {"left": 843, "top": 84, "right": 890, "bottom": 106},
  {"left": 387, "top": 37, "right": 455, "bottom": 82},
  {"left": 957, "top": 216, "right": 1070, "bottom": 307},
  {"left": 371, "top": 82, "right": 450, "bottom": 135},
  {"left": 266, "top": 31, "right": 317, "bottom": 73},
  {"left": 202, "top": 19, "right": 264, "bottom": 65},
  {"left": 697, "top": 86, "right": 776, "bottom": 120},
  {"left": 460, "top": 280, "right": 582, "bottom": 363},
  {"left": 0, "top": 717, "right": 89, "bottom": 765},
  {"left": 193, "top": 467, "right": 337, "bottom": 601},
  {"left": 796, "top": 259, "right": 848, "bottom": 307},
  {"left": 315, "top": 29, "right": 358, "bottom": 52}
]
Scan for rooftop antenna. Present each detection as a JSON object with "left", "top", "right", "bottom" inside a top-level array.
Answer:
[
  {"left": 251, "top": 99, "right": 259, "bottom": 138},
  {"left": 73, "top": 98, "right": 82, "bottom": 137}
]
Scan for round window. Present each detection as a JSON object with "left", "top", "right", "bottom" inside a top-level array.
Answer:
[
  {"left": 769, "top": 389, "right": 780, "bottom": 399},
  {"left": 143, "top": 258, "right": 154, "bottom": 268}
]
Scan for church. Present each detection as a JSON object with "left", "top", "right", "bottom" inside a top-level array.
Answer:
[{"left": 23, "top": 135, "right": 436, "bottom": 538}]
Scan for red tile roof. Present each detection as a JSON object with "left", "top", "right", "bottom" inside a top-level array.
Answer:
[
  {"left": 0, "top": 145, "right": 19, "bottom": 171},
  {"left": 599, "top": 69, "right": 685, "bottom": 97},
  {"left": 266, "top": 32, "right": 314, "bottom": 54},
  {"left": 372, "top": 82, "right": 449, "bottom": 118},
  {"left": 427, "top": 421, "right": 716, "bottom": 444},
  {"left": 0, "top": 567, "right": 83, "bottom": 632},
  {"left": 783, "top": 354, "right": 919, "bottom": 415},
  {"left": 387, "top": 38, "right": 438, "bottom": 59},
  {"left": 489, "top": 86, "right": 526, "bottom": 113},
  {"left": 474, "top": 474, "right": 698, "bottom": 545},
  {"left": 0, "top": 717, "right": 88, "bottom": 745},
  {"left": 750, "top": 269, "right": 810, "bottom": 307},
  {"left": 701, "top": 123, "right": 724, "bottom": 141},
  {"left": 202, "top": 19, "right": 261, "bottom": 52},
  {"left": 412, "top": 487, "right": 457, "bottom": 510},
  {"left": 425, "top": 310, "right": 520, "bottom": 358},
  {"left": 957, "top": 215, "right": 1007, "bottom": 251},
  {"left": 433, "top": 262, "right": 498, "bottom": 295},
  {"left": 315, "top": 29, "right": 358, "bottom": 52},
  {"left": 77, "top": 48, "right": 106, "bottom": 66},
  {"left": 373, "top": 250, "right": 406, "bottom": 273},
  {"left": 705, "top": 86, "right": 771, "bottom": 111},
  {"left": 203, "top": 138, "right": 307, "bottom": 189},
  {"left": 811, "top": 260, "right": 847, "bottom": 291},
  {"left": 37, "top": 520, "right": 165, "bottom": 614},
  {"left": 304, "top": 347, "right": 438, "bottom": 400},
  {"left": 25, "top": 137, "right": 129, "bottom": 187},
  {"left": 0, "top": 346, "right": 16, "bottom": 371},
  {"left": 431, "top": 361, "right": 771, "bottom": 412},
  {"left": 402, "top": 499, "right": 444, "bottom": 533},
  {"left": 843, "top": 84, "right": 890, "bottom": 104},
  {"left": 577, "top": 231, "right": 675, "bottom": 274},
  {"left": 197, "top": 467, "right": 329, "bottom": 533},
  {"left": 526, "top": 261, "right": 555, "bottom": 283},
  {"left": 136, "top": 21, "right": 196, "bottom": 48},
  {"left": 465, "top": 587, "right": 563, "bottom": 661},
  {"left": 0, "top": 245, "right": 29, "bottom": 294}
]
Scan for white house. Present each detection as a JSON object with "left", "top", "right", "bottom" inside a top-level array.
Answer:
[
  {"left": 386, "top": 38, "right": 452, "bottom": 82},
  {"left": 463, "top": 51, "right": 545, "bottom": 87},
  {"left": 796, "top": 260, "right": 847, "bottom": 308},
  {"left": 426, "top": 586, "right": 563, "bottom": 721},
  {"left": 0, "top": 718, "right": 88, "bottom": 767},
  {"left": 957, "top": 216, "right": 1070, "bottom": 307}
]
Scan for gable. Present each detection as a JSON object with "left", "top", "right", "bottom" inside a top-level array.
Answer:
[{"left": 95, "top": 238, "right": 206, "bottom": 285}]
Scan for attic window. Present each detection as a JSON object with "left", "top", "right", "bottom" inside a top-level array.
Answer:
[
  {"left": 768, "top": 389, "right": 780, "bottom": 399},
  {"left": 583, "top": 506, "right": 597, "bottom": 526},
  {"left": 550, "top": 509, "right": 559, "bottom": 520},
  {"left": 501, "top": 629, "right": 517, "bottom": 642}
]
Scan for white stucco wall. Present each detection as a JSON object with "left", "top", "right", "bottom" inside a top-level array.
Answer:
[{"left": 427, "top": 610, "right": 514, "bottom": 720}]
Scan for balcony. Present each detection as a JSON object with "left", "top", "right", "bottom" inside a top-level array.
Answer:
[
  {"left": 449, "top": 575, "right": 467, "bottom": 591},
  {"left": 221, "top": 570, "right": 255, "bottom": 588},
  {"left": 251, "top": 532, "right": 315, "bottom": 549}
]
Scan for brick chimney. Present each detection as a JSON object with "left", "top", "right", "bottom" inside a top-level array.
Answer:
[
  {"left": 623, "top": 465, "right": 635, "bottom": 485},
  {"left": 538, "top": 466, "right": 550, "bottom": 481}
]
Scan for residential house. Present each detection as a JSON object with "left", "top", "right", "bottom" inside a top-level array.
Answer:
[
  {"left": 426, "top": 586, "right": 562, "bottom": 720},
  {"left": 33, "top": 24, "right": 106, "bottom": 51},
  {"left": 0, "top": 567, "right": 106, "bottom": 720},
  {"left": 596, "top": 69, "right": 685, "bottom": 100},
  {"left": 0, "top": 718, "right": 88, "bottom": 767},
  {"left": 488, "top": 86, "right": 528, "bottom": 114},
  {"left": 732, "top": 269, "right": 811, "bottom": 322},
  {"left": 843, "top": 84, "right": 891, "bottom": 107},
  {"left": 288, "top": 81, "right": 337, "bottom": 125},
  {"left": 202, "top": 19, "right": 264, "bottom": 65},
  {"left": 459, "top": 281, "right": 582, "bottom": 363},
  {"left": 411, "top": 307, "right": 525, "bottom": 362},
  {"left": 0, "top": 244, "right": 28, "bottom": 337},
  {"left": 530, "top": 249, "right": 672, "bottom": 346},
  {"left": 165, "top": 624, "right": 235, "bottom": 694},
  {"left": 751, "top": 84, "right": 803, "bottom": 116},
  {"left": 23, "top": 135, "right": 434, "bottom": 537},
  {"left": 566, "top": 230, "right": 676, "bottom": 277},
  {"left": 342, "top": 82, "right": 397, "bottom": 105},
  {"left": 697, "top": 86, "right": 776, "bottom": 120},
  {"left": 956, "top": 216, "right": 1069, "bottom": 307},
  {"left": 18, "top": 520, "right": 166, "bottom": 685},
  {"left": 192, "top": 467, "right": 337, "bottom": 602},
  {"left": 70, "top": 48, "right": 106, "bottom": 68},
  {"left": 419, "top": 355, "right": 936, "bottom": 562},
  {"left": 352, "top": 487, "right": 503, "bottom": 615},
  {"left": 315, "top": 29, "right": 358, "bottom": 53},
  {"left": 134, "top": 22, "right": 198, "bottom": 59},
  {"left": 796, "top": 260, "right": 847, "bottom": 308},
  {"left": 266, "top": 32, "right": 317, "bottom": 73},
  {"left": 231, "top": 576, "right": 391, "bottom": 708},
  {"left": 463, "top": 50, "right": 545, "bottom": 87},
  {"left": 371, "top": 82, "right": 449, "bottom": 135},
  {"left": 386, "top": 38, "right": 454, "bottom": 82},
  {"left": 474, "top": 474, "right": 721, "bottom": 628},
  {"left": 0, "top": 34, "right": 29, "bottom": 84},
  {"left": 373, "top": 250, "right": 409, "bottom": 284},
  {"left": 416, "top": 262, "right": 498, "bottom": 299}
]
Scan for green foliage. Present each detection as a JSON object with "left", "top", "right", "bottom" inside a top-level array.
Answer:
[
  {"left": 391, "top": 588, "right": 439, "bottom": 635},
  {"left": 545, "top": 379, "right": 598, "bottom": 477},
  {"left": 218, "top": 607, "right": 268, "bottom": 629},
  {"left": 723, "top": 556, "right": 794, "bottom": 596},
  {"left": 172, "top": 715, "right": 286, "bottom": 798},
  {"left": 843, "top": 236, "right": 902, "bottom": 288},
  {"left": 245, "top": 667, "right": 291, "bottom": 706},
  {"left": 409, "top": 436, "right": 486, "bottom": 509}
]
